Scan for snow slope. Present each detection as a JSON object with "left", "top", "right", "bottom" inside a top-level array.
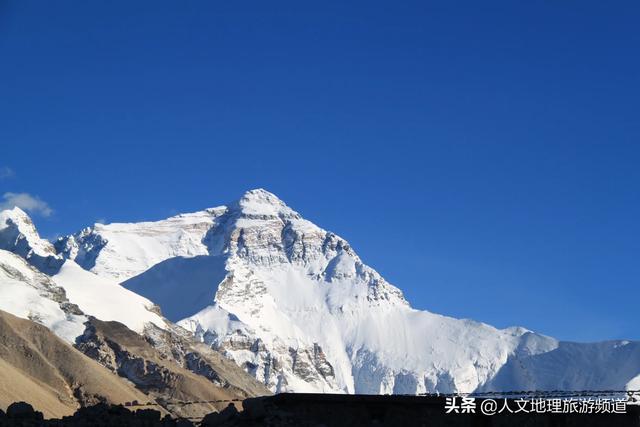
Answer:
[
  {"left": 55, "top": 189, "right": 640, "bottom": 395},
  {"left": 0, "top": 249, "right": 86, "bottom": 343},
  {"left": 55, "top": 209, "right": 221, "bottom": 282},
  {"left": 52, "top": 260, "right": 167, "bottom": 333},
  {"left": 0, "top": 208, "right": 167, "bottom": 340}
]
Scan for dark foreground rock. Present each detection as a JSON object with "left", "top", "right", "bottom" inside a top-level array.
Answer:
[
  {"left": 0, "top": 403, "right": 188, "bottom": 427},
  {"left": 228, "top": 394, "right": 640, "bottom": 427},
  {"left": 1, "top": 395, "right": 639, "bottom": 426}
]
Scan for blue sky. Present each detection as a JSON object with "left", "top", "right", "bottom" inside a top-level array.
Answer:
[{"left": 1, "top": 1, "right": 639, "bottom": 342}]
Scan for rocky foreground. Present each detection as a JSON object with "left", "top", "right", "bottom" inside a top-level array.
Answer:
[{"left": 1, "top": 395, "right": 638, "bottom": 427}]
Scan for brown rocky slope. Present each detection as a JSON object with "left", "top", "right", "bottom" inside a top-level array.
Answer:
[
  {"left": 0, "top": 309, "right": 156, "bottom": 418},
  {"left": 0, "top": 309, "right": 271, "bottom": 420}
]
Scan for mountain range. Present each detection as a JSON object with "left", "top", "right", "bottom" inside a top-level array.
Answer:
[{"left": 1, "top": 189, "right": 639, "bottom": 406}]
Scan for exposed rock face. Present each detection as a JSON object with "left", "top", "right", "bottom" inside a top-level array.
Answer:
[
  {"left": 74, "top": 317, "right": 270, "bottom": 419},
  {"left": 0, "top": 310, "right": 156, "bottom": 419},
  {"left": 142, "top": 322, "right": 271, "bottom": 398},
  {"left": 55, "top": 227, "right": 108, "bottom": 272},
  {"left": 76, "top": 321, "right": 176, "bottom": 392}
]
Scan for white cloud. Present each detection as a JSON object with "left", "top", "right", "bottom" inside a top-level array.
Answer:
[
  {"left": 0, "top": 192, "right": 53, "bottom": 217},
  {"left": 0, "top": 167, "right": 15, "bottom": 179}
]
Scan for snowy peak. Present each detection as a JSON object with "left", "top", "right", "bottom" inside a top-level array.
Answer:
[
  {"left": 210, "top": 191, "right": 407, "bottom": 305},
  {"left": 230, "top": 188, "right": 301, "bottom": 220},
  {"left": 0, "top": 207, "right": 61, "bottom": 273},
  {"left": 237, "top": 188, "right": 288, "bottom": 210},
  {"left": 0, "top": 207, "right": 56, "bottom": 256},
  {"left": 54, "top": 189, "right": 322, "bottom": 280}
]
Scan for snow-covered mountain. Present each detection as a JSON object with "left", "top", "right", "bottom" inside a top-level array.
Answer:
[
  {"left": 0, "top": 207, "right": 167, "bottom": 336},
  {"left": 0, "top": 206, "right": 270, "bottom": 416},
  {"left": 50, "top": 189, "right": 640, "bottom": 395}
]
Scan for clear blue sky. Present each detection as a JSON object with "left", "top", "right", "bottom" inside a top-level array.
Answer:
[{"left": 1, "top": 1, "right": 639, "bottom": 342}]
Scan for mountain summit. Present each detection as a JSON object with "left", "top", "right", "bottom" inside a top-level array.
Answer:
[
  {"left": 233, "top": 188, "right": 294, "bottom": 214},
  {"left": 0, "top": 207, "right": 58, "bottom": 270},
  {"left": 48, "top": 190, "right": 640, "bottom": 394}
]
